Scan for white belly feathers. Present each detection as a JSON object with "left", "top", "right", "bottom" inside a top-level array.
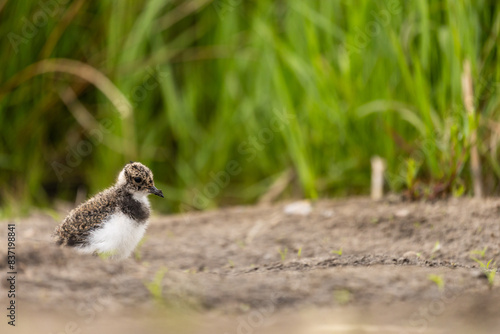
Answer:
[{"left": 77, "top": 211, "right": 148, "bottom": 260}]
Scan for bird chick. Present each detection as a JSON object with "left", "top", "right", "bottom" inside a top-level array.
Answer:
[{"left": 54, "top": 162, "right": 164, "bottom": 259}]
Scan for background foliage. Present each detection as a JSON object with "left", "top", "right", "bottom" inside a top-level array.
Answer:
[{"left": 1, "top": 0, "right": 500, "bottom": 216}]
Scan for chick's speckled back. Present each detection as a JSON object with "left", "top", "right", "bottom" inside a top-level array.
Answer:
[{"left": 54, "top": 188, "right": 119, "bottom": 247}]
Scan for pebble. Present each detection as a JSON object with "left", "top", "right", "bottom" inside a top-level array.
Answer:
[
  {"left": 284, "top": 201, "right": 312, "bottom": 216},
  {"left": 395, "top": 209, "right": 410, "bottom": 217}
]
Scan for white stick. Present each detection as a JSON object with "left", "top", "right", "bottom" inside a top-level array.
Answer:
[{"left": 371, "top": 156, "right": 386, "bottom": 200}]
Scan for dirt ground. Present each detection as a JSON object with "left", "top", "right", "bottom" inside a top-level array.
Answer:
[{"left": 2, "top": 197, "right": 500, "bottom": 333}]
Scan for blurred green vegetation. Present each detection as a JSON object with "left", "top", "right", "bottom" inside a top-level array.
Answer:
[{"left": 1, "top": 0, "right": 500, "bottom": 216}]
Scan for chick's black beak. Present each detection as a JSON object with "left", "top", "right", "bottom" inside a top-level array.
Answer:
[{"left": 149, "top": 186, "right": 164, "bottom": 198}]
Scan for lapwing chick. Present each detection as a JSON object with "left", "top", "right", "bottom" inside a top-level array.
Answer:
[{"left": 54, "top": 162, "right": 164, "bottom": 260}]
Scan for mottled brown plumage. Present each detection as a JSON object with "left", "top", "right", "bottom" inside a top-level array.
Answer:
[{"left": 54, "top": 162, "right": 164, "bottom": 254}]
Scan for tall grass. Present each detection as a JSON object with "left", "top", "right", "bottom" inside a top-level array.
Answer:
[{"left": 0, "top": 1, "right": 499, "bottom": 216}]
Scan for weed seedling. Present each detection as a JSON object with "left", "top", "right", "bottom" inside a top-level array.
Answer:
[
  {"left": 97, "top": 250, "right": 118, "bottom": 260},
  {"left": 278, "top": 247, "right": 288, "bottom": 262},
  {"left": 144, "top": 267, "right": 168, "bottom": 303},
  {"left": 428, "top": 274, "right": 445, "bottom": 291},
  {"left": 404, "top": 158, "right": 422, "bottom": 199},
  {"left": 430, "top": 241, "right": 441, "bottom": 259},
  {"left": 331, "top": 248, "right": 343, "bottom": 256},
  {"left": 333, "top": 289, "right": 352, "bottom": 305},
  {"left": 452, "top": 182, "right": 465, "bottom": 197},
  {"left": 471, "top": 257, "right": 497, "bottom": 288},
  {"left": 297, "top": 247, "right": 302, "bottom": 259},
  {"left": 470, "top": 246, "right": 488, "bottom": 259}
]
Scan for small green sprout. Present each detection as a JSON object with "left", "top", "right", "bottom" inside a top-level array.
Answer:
[
  {"left": 471, "top": 257, "right": 497, "bottom": 288},
  {"left": 97, "top": 250, "right": 118, "bottom": 260},
  {"left": 430, "top": 241, "right": 441, "bottom": 259},
  {"left": 432, "top": 241, "right": 441, "bottom": 253},
  {"left": 486, "top": 268, "right": 497, "bottom": 287},
  {"left": 452, "top": 182, "right": 465, "bottom": 197},
  {"left": 333, "top": 289, "right": 352, "bottom": 305},
  {"left": 331, "top": 248, "right": 343, "bottom": 256},
  {"left": 470, "top": 246, "right": 488, "bottom": 259},
  {"left": 144, "top": 267, "right": 168, "bottom": 303},
  {"left": 297, "top": 247, "right": 302, "bottom": 258},
  {"left": 405, "top": 158, "right": 422, "bottom": 194},
  {"left": 278, "top": 247, "right": 288, "bottom": 262},
  {"left": 428, "top": 274, "right": 445, "bottom": 291}
]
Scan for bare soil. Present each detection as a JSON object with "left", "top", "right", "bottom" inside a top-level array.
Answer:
[{"left": 2, "top": 197, "right": 500, "bottom": 333}]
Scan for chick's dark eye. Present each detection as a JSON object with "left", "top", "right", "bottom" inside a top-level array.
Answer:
[{"left": 134, "top": 177, "right": 142, "bottom": 183}]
